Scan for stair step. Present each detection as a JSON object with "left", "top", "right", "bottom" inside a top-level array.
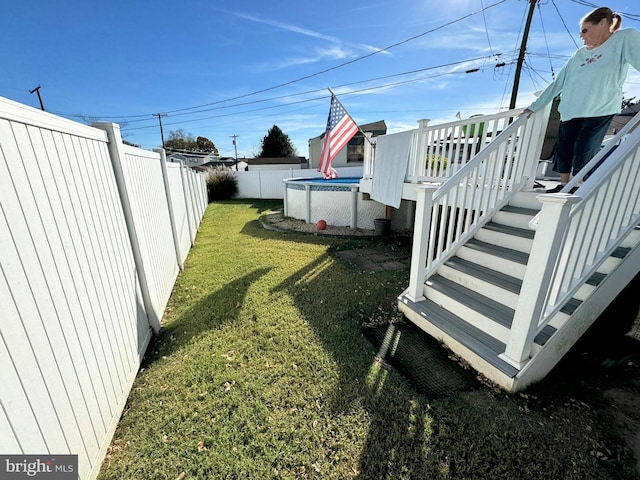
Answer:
[
  {"left": 429, "top": 274, "right": 514, "bottom": 329},
  {"left": 465, "top": 238, "right": 529, "bottom": 264},
  {"left": 444, "top": 256, "right": 521, "bottom": 294},
  {"left": 438, "top": 263, "right": 519, "bottom": 310},
  {"left": 500, "top": 205, "right": 540, "bottom": 217},
  {"left": 587, "top": 272, "right": 606, "bottom": 287},
  {"left": 399, "top": 294, "right": 558, "bottom": 378},
  {"left": 483, "top": 222, "right": 536, "bottom": 240},
  {"left": 612, "top": 246, "right": 632, "bottom": 258},
  {"left": 402, "top": 295, "right": 519, "bottom": 377},
  {"left": 459, "top": 238, "right": 528, "bottom": 278},
  {"left": 476, "top": 222, "right": 535, "bottom": 253},
  {"left": 509, "top": 191, "right": 544, "bottom": 210},
  {"left": 562, "top": 297, "right": 582, "bottom": 316},
  {"left": 427, "top": 274, "right": 558, "bottom": 347},
  {"left": 494, "top": 205, "right": 539, "bottom": 229}
]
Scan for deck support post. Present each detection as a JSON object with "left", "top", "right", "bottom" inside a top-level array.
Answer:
[
  {"left": 305, "top": 183, "right": 311, "bottom": 223},
  {"left": 405, "top": 185, "right": 437, "bottom": 301},
  {"left": 500, "top": 194, "right": 581, "bottom": 368},
  {"left": 350, "top": 186, "right": 358, "bottom": 228}
]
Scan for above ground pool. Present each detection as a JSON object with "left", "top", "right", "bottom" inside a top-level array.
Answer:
[{"left": 283, "top": 176, "right": 387, "bottom": 230}]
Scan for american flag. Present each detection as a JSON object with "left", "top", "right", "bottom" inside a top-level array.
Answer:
[{"left": 317, "top": 94, "right": 359, "bottom": 178}]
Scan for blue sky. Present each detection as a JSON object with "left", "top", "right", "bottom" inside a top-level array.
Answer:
[{"left": 2, "top": 0, "right": 640, "bottom": 158}]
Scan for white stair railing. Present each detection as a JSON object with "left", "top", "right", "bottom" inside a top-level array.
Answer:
[
  {"left": 405, "top": 107, "right": 551, "bottom": 300},
  {"left": 503, "top": 118, "right": 640, "bottom": 367}
]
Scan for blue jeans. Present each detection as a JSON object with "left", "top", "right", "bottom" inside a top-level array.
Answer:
[{"left": 553, "top": 115, "right": 614, "bottom": 176}]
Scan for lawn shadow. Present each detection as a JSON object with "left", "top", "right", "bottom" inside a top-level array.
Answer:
[
  {"left": 142, "top": 268, "right": 272, "bottom": 366},
  {"left": 269, "top": 248, "right": 479, "bottom": 477}
]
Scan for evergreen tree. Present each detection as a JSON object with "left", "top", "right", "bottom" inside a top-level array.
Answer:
[{"left": 259, "top": 125, "right": 297, "bottom": 157}]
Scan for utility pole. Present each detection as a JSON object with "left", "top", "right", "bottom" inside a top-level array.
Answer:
[
  {"left": 510, "top": 0, "right": 538, "bottom": 110},
  {"left": 29, "top": 85, "right": 45, "bottom": 111},
  {"left": 154, "top": 113, "right": 167, "bottom": 148},
  {"left": 231, "top": 134, "right": 239, "bottom": 170}
]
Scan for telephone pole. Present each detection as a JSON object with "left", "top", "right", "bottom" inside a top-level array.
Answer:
[
  {"left": 231, "top": 134, "right": 239, "bottom": 170},
  {"left": 29, "top": 85, "right": 45, "bottom": 111},
  {"left": 510, "top": 0, "right": 538, "bottom": 110},
  {"left": 154, "top": 113, "right": 167, "bottom": 148}
]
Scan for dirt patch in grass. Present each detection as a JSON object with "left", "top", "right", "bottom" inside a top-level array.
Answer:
[{"left": 261, "top": 210, "right": 379, "bottom": 237}]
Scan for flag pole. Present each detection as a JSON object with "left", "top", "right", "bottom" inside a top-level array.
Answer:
[{"left": 328, "top": 88, "right": 375, "bottom": 147}]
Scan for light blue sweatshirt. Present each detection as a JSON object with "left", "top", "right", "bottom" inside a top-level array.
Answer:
[{"left": 527, "top": 28, "right": 640, "bottom": 121}]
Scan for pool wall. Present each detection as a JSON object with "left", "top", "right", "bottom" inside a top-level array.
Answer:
[{"left": 283, "top": 177, "right": 412, "bottom": 231}]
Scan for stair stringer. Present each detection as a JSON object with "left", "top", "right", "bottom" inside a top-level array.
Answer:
[{"left": 512, "top": 237, "right": 640, "bottom": 391}]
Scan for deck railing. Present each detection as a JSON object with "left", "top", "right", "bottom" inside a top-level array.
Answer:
[
  {"left": 503, "top": 112, "right": 640, "bottom": 366},
  {"left": 411, "top": 110, "right": 524, "bottom": 182},
  {"left": 405, "top": 106, "right": 551, "bottom": 300},
  {"left": 363, "top": 109, "right": 523, "bottom": 184}
]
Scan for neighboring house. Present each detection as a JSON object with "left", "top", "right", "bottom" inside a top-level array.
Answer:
[
  {"left": 192, "top": 156, "right": 307, "bottom": 173},
  {"left": 246, "top": 156, "right": 308, "bottom": 171},
  {"left": 166, "top": 151, "right": 219, "bottom": 168},
  {"left": 308, "top": 120, "right": 386, "bottom": 170},
  {"left": 194, "top": 157, "right": 244, "bottom": 170}
]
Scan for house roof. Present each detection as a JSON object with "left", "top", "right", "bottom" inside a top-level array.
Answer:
[
  {"left": 310, "top": 120, "right": 387, "bottom": 140},
  {"left": 247, "top": 156, "right": 307, "bottom": 165},
  {"left": 609, "top": 102, "right": 640, "bottom": 135}
]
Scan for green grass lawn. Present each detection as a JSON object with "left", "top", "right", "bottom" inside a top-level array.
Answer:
[{"left": 98, "top": 200, "right": 640, "bottom": 480}]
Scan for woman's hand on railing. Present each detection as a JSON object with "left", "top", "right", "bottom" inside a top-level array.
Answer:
[{"left": 520, "top": 108, "right": 533, "bottom": 118}]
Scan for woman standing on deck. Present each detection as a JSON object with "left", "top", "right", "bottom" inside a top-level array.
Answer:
[{"left": 522, "top": 7, "right": 640, "bottom": 192}]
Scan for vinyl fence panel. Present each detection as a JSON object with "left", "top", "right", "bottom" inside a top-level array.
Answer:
[
  {"left": 0, "top": 97, "right": 152, "bottom": 479},
  {"left": 1, "top": 97, "right": 207, "bottom": 480},
  {"left": 166, "top": 161, "right": 192, "bottom": 266},
  {"left": 121, "top": 144, "right": 180, "bottom": 326}
]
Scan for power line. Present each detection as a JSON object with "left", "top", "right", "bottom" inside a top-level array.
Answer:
[
  {"left": 52, "top": 0, "right": 508, "bottom": 122},
  {"left": 536, "top": 1, "right": 556, "bottom": 80},
  {"left": 567, "top": 0, "right": 640, "bottom": 22},
  {"left": 551, "top": 0, "right": 580, "bottom": 49},
  {"left": 480, "top": 0, "right": 496, "bottom": 56},
  {"left": 158, "top": 0, "right": 508, "bottom": 117},
  {"left": 121, "top": 56, "right": 504, "bottom": 133},
  {"left": 115, "top": 54, "right": 499, "bottom": 126}
]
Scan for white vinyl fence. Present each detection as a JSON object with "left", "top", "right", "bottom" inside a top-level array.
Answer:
[{"left": 0, "top": 97, "right": 206, "bottom": 480}]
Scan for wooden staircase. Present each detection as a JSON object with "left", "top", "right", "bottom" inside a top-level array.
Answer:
[{"left": 398, "top": 189, "right": 640, "bottom": 391}]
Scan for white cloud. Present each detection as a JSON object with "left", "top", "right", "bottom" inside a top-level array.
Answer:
[{"left": 233, "top": 12, "right": 389, "bottom": 56}]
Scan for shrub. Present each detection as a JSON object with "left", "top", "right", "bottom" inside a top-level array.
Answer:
[
  {"left": 426, "top": 154, "right": 448, "bottom": 173},
  {"left": 206, "top": 166, "right": 239, "bottom": 202}
]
